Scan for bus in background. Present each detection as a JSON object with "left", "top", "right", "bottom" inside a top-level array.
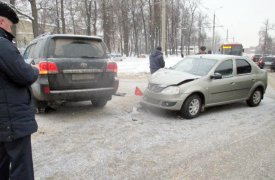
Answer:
[{"left": 219, "top": 43, "right": 244, "bottom": 56}]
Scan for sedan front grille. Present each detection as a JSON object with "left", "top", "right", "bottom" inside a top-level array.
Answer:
[
  {"left": 148, "top": 83, "right": 166, "bottom": 93},
  {"left": 144, "top": 96, "right": 160, "bottom": 105}
]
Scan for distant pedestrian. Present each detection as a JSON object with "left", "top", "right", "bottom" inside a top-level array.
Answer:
[
  {"left": 207, "top": 50, "right": 212, "bottom": 54},
  {"left": 197, "top": 46, "right": 207, "bottom": 54},
  {"left": 149, "top": 46, "right": 165, "bottom": 74},
  {"left": 0, "top": 2, "right": 39, "bottom": 180},
  {"left": 181, "top": 53, "right": 184, "bottom": 58}
]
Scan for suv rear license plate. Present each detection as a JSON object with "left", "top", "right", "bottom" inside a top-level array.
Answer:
[{"left": 72, "top": 74, "right": 95, "bottom": 80}]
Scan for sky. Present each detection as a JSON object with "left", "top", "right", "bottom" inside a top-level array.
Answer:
[{"left": 201, "top": 0, "right": 275, "bottom": 48}]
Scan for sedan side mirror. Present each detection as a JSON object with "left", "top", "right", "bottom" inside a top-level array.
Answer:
[{"left": 210, "top": 73, "right": 222, "bottom": 79}]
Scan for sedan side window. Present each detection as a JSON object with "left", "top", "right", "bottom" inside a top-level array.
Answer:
[
  {"left": 214, "top": 59, "right": 233, "bottom": 78},
  {"left": 236, "top": 59, "right": 251, "bottom": 75}
]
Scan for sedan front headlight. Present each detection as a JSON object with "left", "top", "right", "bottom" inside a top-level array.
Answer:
[{"left": 161, "top": 86, "right": 180, "bottom": 95}]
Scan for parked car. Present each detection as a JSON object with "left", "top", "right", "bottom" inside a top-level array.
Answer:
[
  {"left": 257, "top": 57, "right": 265, "bottom": 69},
  {"left": 252, "top": 54, "right": 262, "bottom": 62},
  {"left": 23, "top": 34, "right": 119, "bottom": 112},
  {"left": 140, "top": 54, "right": 267, "bottom": 119},
  {"left": 261, "top": 56, "right": 275, "bottom": 70},
  {"left": 109, "top": 53, "right": 124, "bottom": 61}
]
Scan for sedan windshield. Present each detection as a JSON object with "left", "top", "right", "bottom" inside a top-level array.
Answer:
[{"left": 172, "top": 58, "right": 218, "bottom": 76}]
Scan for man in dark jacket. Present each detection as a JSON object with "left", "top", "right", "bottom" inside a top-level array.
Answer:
[
  {"left": 149, "top": 46, "right": 165, "bottom": 74},
  {"left": 0, "top": 2, "right": 39, "bottom": 179}
]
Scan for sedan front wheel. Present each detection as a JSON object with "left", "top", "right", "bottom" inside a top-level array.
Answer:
[{"left": 181, "top": 94, "right": 202, "bottom": 119}]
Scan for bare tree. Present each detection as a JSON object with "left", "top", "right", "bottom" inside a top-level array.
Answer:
[
  {"left": 60, "top": 0, "right": 65, "bottom": 33},
  {"left": 55, "top": 0, "right": 60, "bottom": 33},
  {"left": 93, "top": 0, "right": 98, "bottom": 35},
  {"left": 186, "top": 1, "right": 197, "bottom": 55},
  {"left": 26, "top": 0, "right": 39, "bottom": 37},
  {"left": 117, "top": 0, "right": 130, "bottom": 56},
  {"left": 10, "top": 0, "right": 17, "bottom": 37},
  {"left": 13, "top": 0, "right": 213, "bottom": 56},
  {"left": 84, "top": 0, "right": 92, "bottom": 35},
  {"left": 196, "top": 12, "right": 207, "bottom": 47},
  {"left": 102, "top": 0, "right": 113, "bottom": 51},
  {"left": 131, "top": 0, "right": 139, "bottom": 55},
  {"left": 139, "top": 0, "right": 148, "bottom": 54}
]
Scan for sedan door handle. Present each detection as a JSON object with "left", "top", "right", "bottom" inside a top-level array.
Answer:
[
  {"left": 230, "top": 82, "right": 235, "bottom": 85},
  {"left": 252, "top": 79, "right": 256, "bottom": 82}
]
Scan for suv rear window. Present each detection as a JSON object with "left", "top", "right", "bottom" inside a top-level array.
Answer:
[{"left": 49, "top": 38, "right": 105, "bottom": 58}]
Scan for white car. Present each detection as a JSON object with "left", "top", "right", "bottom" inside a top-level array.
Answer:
[
  {"left": 110, "top": 53, "right": 124, "bottom": 61},
  {"left": 262, "top": 56, "right": 275, "bottom": 70}
]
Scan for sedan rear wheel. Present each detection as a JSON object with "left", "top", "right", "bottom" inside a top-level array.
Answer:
[
  {"left": 247, "top": 88, "right": 262, "bottom": 107},
  {"left": 181, "top": 94, "right": 202, "bottom": 119}
]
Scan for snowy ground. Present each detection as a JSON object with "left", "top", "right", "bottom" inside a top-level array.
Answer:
[
  {"left": 117, "top": 56, "right": 182, "bottom": 74},
  {"left": 32, "top": 56, "right": 275, "bottom": 179}
]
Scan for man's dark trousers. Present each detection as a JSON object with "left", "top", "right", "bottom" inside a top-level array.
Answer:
[{"left": 0, "top": 135, "right": 34, "bottom": 180}]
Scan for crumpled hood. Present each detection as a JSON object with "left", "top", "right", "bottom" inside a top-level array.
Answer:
[{"left": 150, "top": 68, "right": 200, "bottom": 86}]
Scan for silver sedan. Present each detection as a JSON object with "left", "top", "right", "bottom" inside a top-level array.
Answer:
[{"left": 141, "top": 54, "right": 268, "bottom": 119}]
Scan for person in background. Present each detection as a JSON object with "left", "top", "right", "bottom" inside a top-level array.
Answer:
[
  {"left": 0, "top": 2, "right": 39, "bottom": 179},
  {"left": 197, "top": 46, "right": 207, "bottom": 54},
  {"left": 149, "top": 46, "right": 165, "bottom": 74}
]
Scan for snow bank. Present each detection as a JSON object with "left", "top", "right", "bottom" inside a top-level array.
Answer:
[{"left": 117, "top": 55, "right": 183, "bottom": 74}]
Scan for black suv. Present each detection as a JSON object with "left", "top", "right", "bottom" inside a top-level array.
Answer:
[{"left": 23, "top": 34, "right": 119, "bottom": 112}]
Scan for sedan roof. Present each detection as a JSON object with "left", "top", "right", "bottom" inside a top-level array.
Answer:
[{"left": 187, "top": 54, "right": 242, "bottom": 61}]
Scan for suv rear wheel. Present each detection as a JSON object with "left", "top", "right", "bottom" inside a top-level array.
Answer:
[
  {"left": 34, "top": 99, "right": 47, "bottom": 113},
  {"left": 91, "top": 98, "right": 108, "bottom": 108}
]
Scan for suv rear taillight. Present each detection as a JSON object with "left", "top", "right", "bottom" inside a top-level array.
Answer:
[
  {"left": 39, "top": 61, "right": 59, "bottom": 74},
  {"left": 107, "top": 62, "right": 118, "bottom": 73}
]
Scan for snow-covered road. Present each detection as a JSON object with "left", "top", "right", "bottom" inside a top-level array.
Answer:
[{"left": 32, "top": 58, "right": 275, "bottom": 179}]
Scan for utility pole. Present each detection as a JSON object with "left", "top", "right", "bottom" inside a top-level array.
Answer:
[
  {"left": 210, "top": 7, "right": 222, "bottom": 53},
  {"left": 161, "top": 0, "right": 166, "bottom": 55},
  {"left": 211, "top": 12, "right": 215, "bottom": 52},
  {"left": 55, "top": 0, "right": 60, "bottom": 34},
  {"left": 60, "top": 0, "right": 66, "bottom": 34},
  {"left": 263, "top": 20, "right": 269, "bottom": 55}
]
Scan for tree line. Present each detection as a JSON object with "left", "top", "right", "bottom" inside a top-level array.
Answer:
[
  {"left": 8, "top": 0, "right": 215, "bottom": 56},
  {"left": 6, "top": 0, "right": 275, "bottom": 56}
]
